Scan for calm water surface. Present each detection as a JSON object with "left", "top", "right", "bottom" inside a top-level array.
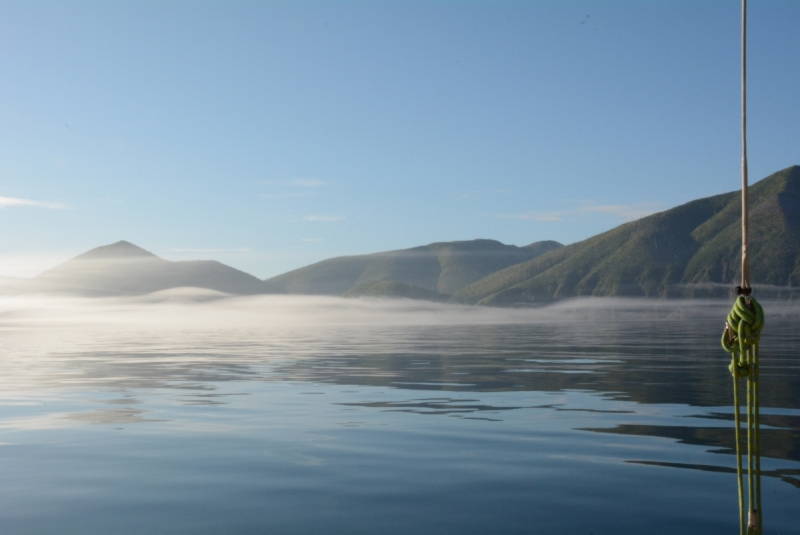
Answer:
[{"left": 0, "top": 296, "right": 797, "bottom": 534}]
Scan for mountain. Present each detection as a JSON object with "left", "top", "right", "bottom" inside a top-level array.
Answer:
[
  {"left": 12, "top": 165, "right": 800, "bottom": 303},
  {"left": 32, "top": 240, "right": 264, "bottom": 296},
  {"left": 455, "top": 165, "right": 800, "bottom": 305},
  {"left": 262, "top": 239, "right": 563, "bottom": 297},
  {"left": 343, "top": 280, "right": 446, "bottom": 301}
]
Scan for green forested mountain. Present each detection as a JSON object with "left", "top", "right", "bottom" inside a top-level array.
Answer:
[
  {"left": 455, "top": 166, "right": 800, "bottom": 305},
  {"left": 262, "top": 239, "right": 563, "bottom": 297},
  {"left": 343, "top": 280, "right": 446, "bottom": 301}
]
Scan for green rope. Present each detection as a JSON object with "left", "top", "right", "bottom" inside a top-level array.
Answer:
[{"left": 721, "top": 295, "right": 764, "bottom": 534}]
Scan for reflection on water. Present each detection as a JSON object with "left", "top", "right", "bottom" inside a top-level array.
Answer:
[
  {"left": 626, "top": 461, "right": 800, "bottom": 490},
  {"left": 338, "top": 398, "right": 527, "bottom": 416},
  {"left": 0, "top": 296, "right": 797, "bottom": 534}
]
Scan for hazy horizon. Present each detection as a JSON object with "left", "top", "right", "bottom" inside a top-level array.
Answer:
[{"left": 3, "top": 291, "right": 799, "bottom": 328}]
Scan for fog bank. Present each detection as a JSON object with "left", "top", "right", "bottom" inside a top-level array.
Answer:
[{"left": 1, "top": 289, "right": 796, "bottom": 332}]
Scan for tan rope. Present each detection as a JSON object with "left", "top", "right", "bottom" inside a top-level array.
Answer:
[{"left": 740, "top": 0, "right": 750, "bottom": 291}]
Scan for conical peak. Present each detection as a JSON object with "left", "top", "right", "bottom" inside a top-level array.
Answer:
[{"left": 75, "top": 240, "right": 159, "bottom": 260}]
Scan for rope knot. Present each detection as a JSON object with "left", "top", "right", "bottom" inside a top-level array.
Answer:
[
  {"left": 721, "top": 289, "right": 765, "bottom": 535},
  {"left": 720, "top": 296, "right": 764, "bottom": 355},
  {"left": 729, "top": 358, "right": 750, "bottom": 378}
]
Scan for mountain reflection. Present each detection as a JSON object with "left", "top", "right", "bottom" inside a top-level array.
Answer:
[
  {"left": 337, "top": 398, "right": 526, "bottom": 416},
  {"left": 267, "top": 321, "right": 799, "bottom": 409},
  {"left": 626, "top": 461, "right": 800, "bottom": 490},
  {"left": 580, "top": 423, "right": 800, "bottom": 463}
]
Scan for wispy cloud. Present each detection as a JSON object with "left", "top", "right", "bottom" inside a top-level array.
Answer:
[
  {"left": 304, "top": 214, "right": 344, "bottom": 223},
  {"left": 577, "top": 203, "right": 661, "bottom": 220},
  {"left": 262, "top": 178, "right": 328, "bottom": 202},
  {"left": 500, "top": 202, "right": 661, "bottom": 223},
  {"left": 0, "top": 196, "right": 66, "bottom": 209},
  {"left": 291, "top": 179, "right": 326, "bottom": 188},
  {"left": 264, "top": 178, "right": 327, "bottom": 188},
  {"left": 455, "top": 188, "right": 511, "bottom": 200},
  {"left": 171, "top": 248, "right": 251, "bottom": 254},
  {"left": 260, "top": 192, "right": 315, "bottom": 200},
  {"left": 503, "top": 211, "right": 564, "bottom": 222}
]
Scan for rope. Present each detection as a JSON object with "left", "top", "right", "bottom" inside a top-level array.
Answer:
[
  {"left": 721, "top": 3, "right": 765, "bottom": 532},
  {"left": 721, "top": 296, "right": 764, "bottom": 535},
  {"left": 740, "top": 0, "right": 750, "bottom": 290}
]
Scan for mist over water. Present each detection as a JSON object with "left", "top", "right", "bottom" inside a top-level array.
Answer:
[
  {"left": 0, "top": 291, "right": 780, "bottom": 328},
  {"left": 0, "top": 294, "right": 797, "bottom": 534}
]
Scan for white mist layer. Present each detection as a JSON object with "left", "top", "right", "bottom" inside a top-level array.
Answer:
[{"left": 1, "top": 289, "right": 794, "bottom": 331}]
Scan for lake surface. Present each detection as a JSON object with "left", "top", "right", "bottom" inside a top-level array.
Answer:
[{"left": 0, "top": 295, "right": 797, "bottom": 534}]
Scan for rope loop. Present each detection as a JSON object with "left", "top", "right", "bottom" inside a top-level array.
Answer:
[{"left": 721, "top": 296, "right": 764, "bottom": 361}]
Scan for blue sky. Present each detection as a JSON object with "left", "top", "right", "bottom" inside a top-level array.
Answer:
[{"left": 1, "top": 0, "right": 798, "bottom": 278}]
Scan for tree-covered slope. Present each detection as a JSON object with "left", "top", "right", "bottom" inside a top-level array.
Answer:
[
  {"left": 343, "top": 280, "right": 446, "bottom": 301},
  {"left": 456, "top": 166, "right": 800, "bottom": 305},
  {"left": 262, "top": 239, "right": 563, "bottom": 297}
]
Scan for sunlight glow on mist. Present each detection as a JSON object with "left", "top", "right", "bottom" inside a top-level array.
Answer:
[
  {"left": 0, "top": 253, "right": 76, "bottom": 279},
  {"left": 0, "top": 291, "right": 752, "bottom": 333}
]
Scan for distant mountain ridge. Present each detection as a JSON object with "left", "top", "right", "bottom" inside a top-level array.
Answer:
[
  {"left": 455, "top": 165, "right": 800, "bottom": 305},
  {"left": 33, "top": 240, "right": 264, "bottom": 296},
  {"left": 12, "top": 238, "right": 563, "bottom": 299},
  {"left": 262, "top": 239, "right": 563, "bottom": 297},
  {"left": 6, "top": 165, "right": 800, "bottom": 303}
]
